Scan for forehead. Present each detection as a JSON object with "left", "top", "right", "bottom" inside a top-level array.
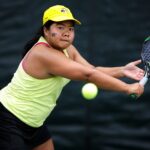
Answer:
[{"left": 54, "top": 20, "right": 75, "bottom": 26}]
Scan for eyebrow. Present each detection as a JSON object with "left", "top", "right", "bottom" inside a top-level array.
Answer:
[{"left": 56, "top": 21, "right": 74, "bottom": 27}]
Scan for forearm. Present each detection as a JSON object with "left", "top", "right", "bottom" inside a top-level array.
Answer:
[
  {"left": 96, "top": 66, "right": 124, "bottom": 78},
  {"left": 87, "top": 69, "right": 129, "bottom": 94}
]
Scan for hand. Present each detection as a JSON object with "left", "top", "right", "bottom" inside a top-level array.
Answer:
[
  {"left": 126, "top": 83, "right": 144, "bottom": 97},
  {"left": 123, "top": 60, "right": 144, "bottom": 81}
]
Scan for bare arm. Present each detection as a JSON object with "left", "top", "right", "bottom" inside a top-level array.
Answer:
[
  {"left": 67, "top": 45, "right": 124, "bottom": 77},
  {"left": 68, "top": 45, "right": 144, "bottom": 80},
  {"left": 32, "top": 46, "right": 143, "bottom": 96},
  {"left": 96, "top": 66, "right": 124, "bottom": 78},
  {"left": 97, "top": 60, "right": 144, "bottom": 80}
]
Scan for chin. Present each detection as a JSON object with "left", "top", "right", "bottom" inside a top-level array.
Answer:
[
  {"left": 60, "top": 44, "right": 70, "bottom": 49},
  {"left": 53, "top": 42, "right": 71, "bottom": 50},
  {"left": 54, "top": 45, "right": 69, "bottom": 51}
]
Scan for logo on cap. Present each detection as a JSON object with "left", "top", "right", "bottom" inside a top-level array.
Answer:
[{"left": 61, "top": 8, "right": 68, "bottom": 13}]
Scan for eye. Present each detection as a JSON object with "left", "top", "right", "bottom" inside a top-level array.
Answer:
[
  {"left": 69, "top": 27, "right": 74, "bottom": 32},
  {"left": 57, "top": 26, "right": 65, "bottom": 30}
]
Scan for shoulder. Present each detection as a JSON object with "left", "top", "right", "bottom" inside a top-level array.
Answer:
[
  {"left": 67, "top": 44, "right": 77, "bottom": 51},
  {"left": 32, "top": 44, "right": 66, "bottom": 63},
  {"left": 66, "top": 44, "right": 80, "bottom": 60},
  {"left": 22, "top": 44, "right": 68, "bottom": 78}
]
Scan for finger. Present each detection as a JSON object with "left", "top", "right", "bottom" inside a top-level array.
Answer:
[
  {"left": 132, "top": 59, "right": 141, "bottom": 65},
  {"left": 140, "top": 69, "right": 144, "bottom": 74}
]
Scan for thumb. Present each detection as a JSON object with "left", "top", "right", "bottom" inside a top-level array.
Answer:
[{"left": 132, "top": 59, "right": 141, "bottom": 65}]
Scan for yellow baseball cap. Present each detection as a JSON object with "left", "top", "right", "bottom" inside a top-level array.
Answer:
[{"left": 43, "top": 5, "right": 81, "bottom": 25}]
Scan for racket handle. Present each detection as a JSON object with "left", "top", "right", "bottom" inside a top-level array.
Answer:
[
  {"left": 139, "top": 76, "right": 148, "bottom": 86},
  {"left": 130, "top": 93, "right": 137, "bottom": 99},
  {"left": 130, "top": 76, "right": 148, "bottom": 99}
]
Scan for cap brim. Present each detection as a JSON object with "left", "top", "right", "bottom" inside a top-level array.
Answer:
[{"left": 50, "top": 16, "right": 81, "bottom": 25}]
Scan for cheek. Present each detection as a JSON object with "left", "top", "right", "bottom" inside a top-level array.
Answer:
[
  {"left": 50, "top": 32, "right": 61, "bottom": 42},
  {"left": 70, "top": 33, "right": 75, "bottom": 42},
  {"left": 51, "top": 33, "right": 57, "bottom": 37},
  {"left": 49, "top": 27, "right": 59, "bottom": 37},
  {"left": 51, "top": 31, "right": 60, "bottom": 38}
]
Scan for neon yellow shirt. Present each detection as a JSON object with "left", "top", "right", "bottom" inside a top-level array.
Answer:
[{"left": 0, "top": 37, "right": 70, "bottom": 127}]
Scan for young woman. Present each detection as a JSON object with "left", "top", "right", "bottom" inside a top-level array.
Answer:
[{"left": 0, "top": 5, "right": 144, "bottom": 150}]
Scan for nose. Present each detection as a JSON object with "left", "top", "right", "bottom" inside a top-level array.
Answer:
[{"left": 63, "top": 30, "right": 70, "bottom": 37}]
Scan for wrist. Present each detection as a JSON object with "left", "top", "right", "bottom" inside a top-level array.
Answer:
[
  {"left": 120, "top": 66, "right": 125, "bottom": 77},
  {"left": 123, "top": 83, "right": 130, "bottom": 94}
]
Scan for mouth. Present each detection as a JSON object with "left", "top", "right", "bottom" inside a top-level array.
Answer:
[
  {"left": 61, "top": 39, "right": 69, "bottom": 42},
  {"left": 60, "top": 39, "right": 70, "bottom": 44}
]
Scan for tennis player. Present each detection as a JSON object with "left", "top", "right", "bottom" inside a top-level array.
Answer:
[{"left": 0, "top": 5, "right": 144, "bottom": 150}]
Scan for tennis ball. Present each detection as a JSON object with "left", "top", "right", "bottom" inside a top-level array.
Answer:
[{"left": 81, "top": 83, "right": 98, "bottom": 100}]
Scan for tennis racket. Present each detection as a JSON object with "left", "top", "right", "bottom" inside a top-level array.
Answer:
[{"left": 130, "top": 36, "right": 150, "bottom": 99}]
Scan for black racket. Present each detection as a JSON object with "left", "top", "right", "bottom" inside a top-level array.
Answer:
[{"left": 130, "top": 36, "right": 150, "bottom": 99}]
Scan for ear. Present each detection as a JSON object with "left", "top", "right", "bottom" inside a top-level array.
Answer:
[{"left": 43, "top": 27, "right": 49, "bottom": 37}]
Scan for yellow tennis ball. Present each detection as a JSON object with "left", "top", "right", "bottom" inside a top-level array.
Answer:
[{"left": 81, "top": 83, "right": 98, "bottom": 100}]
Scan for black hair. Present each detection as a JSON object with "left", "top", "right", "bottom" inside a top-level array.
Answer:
[{"left": 22, "top": 20, "right": 53, "bottom": 57}]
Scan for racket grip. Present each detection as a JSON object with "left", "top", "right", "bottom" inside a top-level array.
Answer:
[
  {"left": 130, "top": 93, "right": 137, "bottom": 99},
  {"left": 130, "top": 76, "right": 148, "bottom": 99},
  {"left": 139, "top": 76, "right": 148, "bottom": 86}
]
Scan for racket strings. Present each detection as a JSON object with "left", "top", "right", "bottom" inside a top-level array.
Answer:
[
  {"left": 145, "top": 62, "right": 150, "bottom": 76},
  {"left": 141, "top": 40, "right": 150, "bottom": 77},
  {"left": 142, "top": 41, "right": 150, "bottom": 62}
]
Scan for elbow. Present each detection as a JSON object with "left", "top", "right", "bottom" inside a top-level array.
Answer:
[
  {"left": 69, "top": 67, "right": 98, "bottom": 81},
  {"left": 84, "top": 69, "right": 98, "bottom": 82}
]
